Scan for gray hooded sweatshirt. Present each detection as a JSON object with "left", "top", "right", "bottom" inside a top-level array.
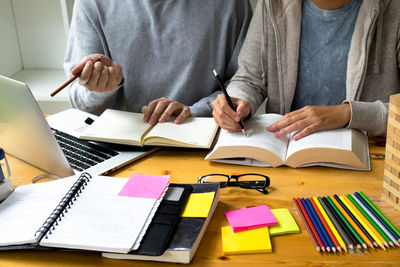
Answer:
[
  {"left": 227, "top": 0, "right": 400, "bottom": 137},
  {"left": 65, "top": 0, "right": 252, "bottom": 116}
]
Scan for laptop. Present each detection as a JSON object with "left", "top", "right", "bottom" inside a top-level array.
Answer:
[{"left": 0, "top": 75, "right": 156, "bottom": 178}]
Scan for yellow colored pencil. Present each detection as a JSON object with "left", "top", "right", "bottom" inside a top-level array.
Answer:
[
  {"left": 313, "top": 196, "right": 347, "bottom": 252},
  {"left": 343, "top": 195, "right": 387, "bottom": 250},
  {"left": 339, "top": 195, "right": 384, "bottom": 250}
]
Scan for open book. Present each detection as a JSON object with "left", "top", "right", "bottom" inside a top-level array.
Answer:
[
  {"left": 69, "top": 109, "right": 219, "bottom": 148},
  {"left": 206, "top": 114, "right": 370, "bottom": 170},
  {"left": 0, "top": 173, "right": 165, "bottom": 253}
]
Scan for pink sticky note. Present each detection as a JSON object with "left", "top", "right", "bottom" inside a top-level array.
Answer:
[
  {"left": 225, "top": 205, "right": 278, "bottom": 232},
  {"left": 118, "top": 174, "right": 170, "bottom": 199}
]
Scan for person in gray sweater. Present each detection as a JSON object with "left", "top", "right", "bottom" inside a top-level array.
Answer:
[
  {"left": 65, "top": 0, "right": 252, "bottom": 125},
  {"left": 212, "top": 0, "right": 399, "bottom": 140}
]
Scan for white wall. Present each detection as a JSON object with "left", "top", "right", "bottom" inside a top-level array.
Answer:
[
  {"left": 0, "top": 0, "right": 22, "bottom": 76},
  {"left": 12, "top": 0, "right": 67, "bottom": 69}
]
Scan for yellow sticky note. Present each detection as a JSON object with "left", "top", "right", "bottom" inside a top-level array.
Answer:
[
  {"left": 221, "top": 226, "right": 272, "bottom": 255},
  {"left": 269, "top": 208, "right": 300, "bottom": 236},
  {"left": 181, "top": 192, "right": 215, "bottom": 217}
]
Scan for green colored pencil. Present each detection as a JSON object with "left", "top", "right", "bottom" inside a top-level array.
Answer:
[
  {"left": 347, "top": 194, "right": 392, "bottom": 247},
  {"left": 359, "top": 191, "right": 400, "bottom": 241},
  {"left": 326, "top": 196, "right": 366, "bottom": 250}
]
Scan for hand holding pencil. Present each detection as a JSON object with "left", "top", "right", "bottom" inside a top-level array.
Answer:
[
  {"left": 211, "top": 69, "right": 250, "bottom": 136},
  {"left": 51, "top": 54, "right": 123, "bottom": 97}
]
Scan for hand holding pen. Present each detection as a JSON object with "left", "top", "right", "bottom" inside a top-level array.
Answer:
[
  {"left": 211, "top": 69, "right": 249, "bottom": 136},
  {"left": 51, "top": 54, "right": 123, "bottom": 97}
]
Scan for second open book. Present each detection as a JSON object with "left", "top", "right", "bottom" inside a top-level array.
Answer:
[{"left": 206, "top": 114, "right": 370, "bottom": 170}]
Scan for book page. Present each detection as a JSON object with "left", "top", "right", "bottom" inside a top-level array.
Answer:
[
  {"left": 144, "top": 117, "right": 218, "bottom": 148},
  {"left": 40, "top": 176, "right": 159, "bottom": 253},
  {"left": 0, "top": 176, "right": 77, "bottom": 246},
  {"left": 211, "top": 114, "right": 289, "bottom": 162},
  {"left": 80, "top": 109, "right": 149, "bottom": 146},
  {"left": 286, "top": 128, "right": 352, "bottom": 159}
]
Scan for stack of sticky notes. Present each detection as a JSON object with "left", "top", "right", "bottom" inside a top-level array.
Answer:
[{"left": 221, "top": 205, "right": 300, "bottom": 255}]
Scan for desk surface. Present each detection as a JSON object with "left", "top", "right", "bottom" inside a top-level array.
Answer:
[{"left": 1, "top": 139, "right": 400, "bottom": 266}]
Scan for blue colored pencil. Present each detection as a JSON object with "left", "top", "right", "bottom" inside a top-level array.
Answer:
[
  {"left": 305, "top": 198, "right": 336, "bottom": 253},
  {"left": 301, "top": 198, "right": 331, "bottom": 252}
]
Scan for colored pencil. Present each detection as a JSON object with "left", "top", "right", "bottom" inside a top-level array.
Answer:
[
  {"left": 314, "top": 196, "right": 347, "bottom": 252},
  {"left": 347, "top": 194, "right": 391, "bottom": 248},
  {"left": 305, "top": 198, "right": 335, "bottom": 253},
  {"left": 353, "top": 193, "right": 399, "bottom": 247},
  {"left": 340, "top": 195, "right": 385, "bottom": 250},
  {"left": 302, "top": 198, "right": 331, "bottom": 252},
  {"left": 333, "top": 195, "right": 374, "bottom": 249},
  {"left": 297, "top": 198, "right": 325, "bottom": 252},
  {"left": 327, "top": 196, "right": 366, "bottom": 250},
  {"left": 343, "top": 195, "right": 387, "bottom": 250},
  {"left": 319, "top": 196, "right": 353, "bottom": 251},
  {"left": 293, "top": 199, "right": 321, "bottom": 253},
  {"left": 310, "top": 197, "right": 341, "bottom": 253},
  {"left": 358, "top": 192, "right": 400, "bottom": 242}
]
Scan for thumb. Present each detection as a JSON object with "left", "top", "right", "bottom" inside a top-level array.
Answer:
[{"left": 236, "top": 100, "right": 250, "bottom": 120}]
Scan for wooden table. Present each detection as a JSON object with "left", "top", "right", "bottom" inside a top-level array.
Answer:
[{"left": 1, "top": 139, "right": 399, "bottom": 266}]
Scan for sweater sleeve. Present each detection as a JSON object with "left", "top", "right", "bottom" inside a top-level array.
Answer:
[
  {"left": 226, "top": 0, "right": 268, "bottom": 117},
  {"left": 189, "top": 0, "right": 253, "bottom": 117},
  {"left": 65, "top": 0, "right": 119, "bottom": 115}
]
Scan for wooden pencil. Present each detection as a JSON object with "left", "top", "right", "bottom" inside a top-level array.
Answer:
[
  {"left": 303, "top": 198, "right": 332, "bottom": 252},
  {"left": 293, "top": 199, "right": 321, "bottom": 253},
  {"left": 347, "top": 194, "right": 390, "bottom": 248},
  {"left": 50, "top": 56, "right": 103, "bottom": 97},
  {"left": 335, "top": 195, "right": 375, "bottom": 249},
  {"left": 326, "top": 196, "right": 364, "bottom": 250},
  {"left": 342, "top": 195, "right": 386, "bottom": 250},
  {"left": 358, "top": 192, "right": 400, "bottom": 243},
  {"left": 310, "top": 197, "right": 341, "bottom": 253},
  {"left": 319, "top": 196, "right": 353, "bottom": 251},
  {"left": 353, "top": 193, "right": 399, "bottom": 247},
  {"left": 297, "top": 198, "right": 325, "bottom": 252}
]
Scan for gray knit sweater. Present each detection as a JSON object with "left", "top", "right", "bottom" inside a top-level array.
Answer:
[
  {"left": 227, "top": 0, "right": 400, "bottom": 137},
  {"left": 65, "top": 0, "right": 252, "bottom": 116}
]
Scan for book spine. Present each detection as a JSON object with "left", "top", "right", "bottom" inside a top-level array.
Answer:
[{"left": 34, "top": 172, "right": 92, "bottom": 240}]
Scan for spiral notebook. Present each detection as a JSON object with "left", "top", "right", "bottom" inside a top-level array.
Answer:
[{"left": 0, "top": 173, "right": 165, "bottom": 253}]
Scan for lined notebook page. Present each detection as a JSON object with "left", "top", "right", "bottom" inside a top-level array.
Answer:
[
  {"left": 0, "top": 177, "right": 77, "bottom": 246},
  {"left": 40, "top": 176, "right": 159, "bottom": 253}
]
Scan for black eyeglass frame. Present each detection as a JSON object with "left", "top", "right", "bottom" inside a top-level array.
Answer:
[{"left": 197, "top": 173, "right": 270, "bottom": 194}]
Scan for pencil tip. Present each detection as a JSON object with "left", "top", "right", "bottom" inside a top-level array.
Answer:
[{"left": 241, "top": 129, "right": 247, "bottom": 136}]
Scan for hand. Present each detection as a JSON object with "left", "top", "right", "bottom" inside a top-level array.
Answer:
[
  {"left": 266, "top": 104, "right": 351, "bottom": 140},
  {"left": 142, "top": 97, "right": 191, "bottom": 125},
  {"left": 72, "top": 54, "right": 123, "bottom": 93},
  {"left": 211, "top": 93, "right": 250, "bottom": 131}
]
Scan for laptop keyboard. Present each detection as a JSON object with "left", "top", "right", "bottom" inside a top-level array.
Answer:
[{"left": 52, "top": 128, "right": 119, "bottom": 172}]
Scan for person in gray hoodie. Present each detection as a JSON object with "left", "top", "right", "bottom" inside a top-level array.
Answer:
[
  {"left": 65, "top": 0, "right": 252, "bottom": 125},
  {"left": 212, "top": 0, "right": 399, "bottom": 140}
]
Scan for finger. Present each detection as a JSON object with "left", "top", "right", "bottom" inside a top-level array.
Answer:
[
  {"left": 72, "top": 54, "right": 103, "bottom": 75},
  {"left": 143, "top": 99, "right": 161, "bottom": 123},
  {"left": 267, "top": 111, "right": 306, "bottom": 132},
  {"left": 149, "top": 100, "right": 170, "bottom": 125},
  {"left": 292, "top": 124, "right": 319, "bottom": 141},
  {"left": 107, "top": 65, "right": 123, "bottom": 90},
  {"left": 159, "top": 102, "right": 180, "bottom": 123},
  {"left": 78, "top": 61, "right": 95, "bottom": 85},
  {"left": 86, "top": 61, "right": 103, "bottom": 90},
  {"left": 174, "top": 106, "right": 191, "bottom": 124},
  {"left": 236, "top": 100, "right": 250, "bottom": 120},
  {"left": 96, "top": 65, "right": 109, "bottom": 92},
  {"left": 273, "top": 118, "right": 312, "bottom": 138},
  {"left": 213, "top": 107, "right": 241, "bottom": 131}
]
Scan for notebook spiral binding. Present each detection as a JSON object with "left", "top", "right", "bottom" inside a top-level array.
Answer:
[{"left": 34, "top": 172, "right": 92, "bottom": 241}]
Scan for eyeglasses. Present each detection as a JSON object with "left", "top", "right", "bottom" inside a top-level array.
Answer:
[{"left": 197, "top": 173, "right": 270, "bottom": 194}]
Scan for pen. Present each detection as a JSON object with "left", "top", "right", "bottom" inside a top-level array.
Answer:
[
  {"left": 212, "top": 69, "right": 247, "bottom": 136},
  {"left": 50, "top": 56, "right": 103, "bottom": 97}
]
